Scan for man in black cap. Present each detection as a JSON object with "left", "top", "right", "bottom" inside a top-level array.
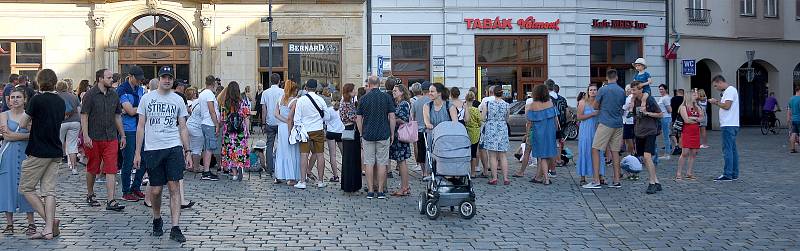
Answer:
[
  {"left": 118, "top": 65, "right": 148, "bottom": 202},
  {"left": 134, "top": 65, "right": 192, "bottom": 242}
]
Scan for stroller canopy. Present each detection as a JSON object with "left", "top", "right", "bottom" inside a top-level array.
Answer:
[{"left": 432, "top": 121, "right": 471, "bottom": 159}]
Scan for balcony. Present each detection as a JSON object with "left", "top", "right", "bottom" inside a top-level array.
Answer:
[{"left": 686, "top": 8, "right": 712, "bottom": 26}]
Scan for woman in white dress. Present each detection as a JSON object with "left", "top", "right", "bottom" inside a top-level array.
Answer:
[{"left": 274, "top": 80, "right": 301, "bottom": 185}]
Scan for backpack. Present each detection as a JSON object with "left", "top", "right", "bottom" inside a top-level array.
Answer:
[
  {"left": 552, "top": 95, "right": 568, "bottom": 127},
  {"left": 226, "top": 105, "right": 245, "bottom": 133}
]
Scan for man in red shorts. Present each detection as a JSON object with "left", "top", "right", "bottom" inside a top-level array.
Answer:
[{"left": 81, "top": 68, "right": 126, "bottom": 211}]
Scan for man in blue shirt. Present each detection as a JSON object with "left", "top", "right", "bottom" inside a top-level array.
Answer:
[
  {"left": 584, "top": 69, "right": 627, "bottom": 189},
  {"left": 788, "top": 85, "right": 800, "bottom": 153},
  {"left": 118, "top": 66, "right": 147, "bottom": 202}
]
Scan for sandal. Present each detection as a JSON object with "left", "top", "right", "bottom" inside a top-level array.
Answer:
[
  {"left": 24, "top": 224, "right": 36, "bottom": 236},
  {"left": 86, "top": 194, "right": 101, "bottom": 207},
  {"left": 488, "top": 179, "right": 498, "bottom": 185},
  {"left": 2, "top": 225, "right": 12, "bottom": 235},
  {"left": 503, "top": 180, "right": 511, "bottom": 185},
  {"left": 28, "top": 232, "right": 53, "bottom": 240},
  {"left": 143, "top": 201, "right": 152, "bottom": 208},
  {"left": 181, "top": 201, "right": 196, "bottom": 209},
  {"left": 273, "top": 179, "right": 283, "bottom": 184},
  {"left": 391, "top": 187, "right": 411, "bottom": 197},
  {"left": 512, "top": 174, "right": 524, "bottom": 178},
  {"left": 52, "top": 219, "right": 60, "bottom": 237},
  {"left": 531, "top": 178, "right": 543, "bottom": 184},
  {"left": 685, "top": 175, "right": 697, "bottom": 181},
  {"left": 329, "top": 176, "right": 340, "bottom": 182},
  {"left": 674, "top": 176, "right": 683, "bottom": 181}
]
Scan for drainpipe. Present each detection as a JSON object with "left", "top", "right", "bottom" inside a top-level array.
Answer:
[
  {"left": 668, "top": 0, "right": 681, "bottom": 90},
  {"left": 366, "top": 0, "right": 372, "bottom": 76}
]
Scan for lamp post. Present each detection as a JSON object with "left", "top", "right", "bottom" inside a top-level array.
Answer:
[
  {"left": 745, "top": 50, "right": 755, "bottom": 82},
  {"left": 261, "top": 0, "right": 274, "bottom": 89}
]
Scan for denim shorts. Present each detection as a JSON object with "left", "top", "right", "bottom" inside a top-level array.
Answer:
[{"left": 201, "top": 125, "right": 219, "bottom": 151}]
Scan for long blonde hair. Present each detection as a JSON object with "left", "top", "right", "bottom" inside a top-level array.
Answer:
[
  {"left": 683, "top": 90, "right": 698, "bottom": 109},
  {"left": 697, "top": 89, "right": 707, "bottom": 100}
]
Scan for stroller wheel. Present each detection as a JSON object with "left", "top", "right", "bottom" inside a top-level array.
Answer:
[
  {"left": 459, "top": 201, "right": 476, "bottom": 219},
  {"left": 418, "top": 192, "right": 427, "bottom": 215},
  {"left": 425, "top": 200, "right": 440, "bottom": 220}
]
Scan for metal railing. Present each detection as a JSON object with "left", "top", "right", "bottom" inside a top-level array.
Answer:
[{"left": 686, "top": 8, "right": 712, "bottom": 26}]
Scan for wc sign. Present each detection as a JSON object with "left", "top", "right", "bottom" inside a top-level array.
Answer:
[{"left": 682, "top": 59, "right": 696, "bottom": 76}]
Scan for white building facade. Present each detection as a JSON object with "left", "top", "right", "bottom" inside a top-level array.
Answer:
[{"left": 371, "top": 0, "right": 667, "bottom": 104}]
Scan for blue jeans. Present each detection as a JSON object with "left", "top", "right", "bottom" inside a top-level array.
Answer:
[
  {"left": 264, "top": 125, "right": 278, "bottom": 173},
  {"left": 661, "top": 117, "right": 672, "bottom": 153},
  {"left": 721, "top": 126, "right": 739, "bottom": 179},
  {"left": 121, "top": 131, "right": 146, "bottom": 194}
]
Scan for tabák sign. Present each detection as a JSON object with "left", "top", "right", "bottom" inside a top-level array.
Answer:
[
  {"left": 591, "top": 19, "right": 648, "bottom": 29},
  {"left": 464, "top": 16, "right": 560, "bottom": 30}
]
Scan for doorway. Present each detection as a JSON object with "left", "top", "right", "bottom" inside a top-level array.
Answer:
[
  {"left": 120, "top": 64, "right": 189, "bottom": 83},
  {"left": 691, "top": 60, "right": 713, "bottom": 129},
  {"left": 737, "top": 63, "right": 769, "bottom": 126}
]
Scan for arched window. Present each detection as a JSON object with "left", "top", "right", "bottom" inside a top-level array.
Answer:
[{"left": 120, "top": 14, "right": 189, "bottom": 47}]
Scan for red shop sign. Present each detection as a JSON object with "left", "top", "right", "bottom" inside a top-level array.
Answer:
[
  {"left": 464, "top": 16, "right": 560, "bottom": 30},
  {"left": 591, "top": 19, "right": 648, "bottom": 29}
]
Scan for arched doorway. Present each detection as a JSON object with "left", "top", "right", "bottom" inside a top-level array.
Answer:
[
  {"left": 118, "top": 14, "right": 190, "bottom": 82},
  {"left": 794, "top": 63, "right": 800, "bottom": 87},
  {"left": 691, "top": 59, "right": 720, "bottom": 129},
  {"left": 737, "top": 61, "right": 774, "bottom": 125}
]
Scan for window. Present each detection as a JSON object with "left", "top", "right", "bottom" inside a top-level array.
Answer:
[
  {"left": 120, "top": 15, "right": 189, "bottom": 47},
  {"left": 0, "top": 40, "right": 43, "bottom": 83},
  {"left": 589, "top": 37, "right": 643, "bottom": 86},
  {"left": 740, "top": 0, "right": 756, "bottom": 16},
  {"left": 391, "top": 36, "right": 430, "bottom": 85},
  {"left": 797, "top": 0, "right": 800, "bottom": 19},
  {"left": 687, "top": 0, "right": 712, "bottom": 25},
  {"left": 475, "top": 36, "right": 547, "bottom": 100},
  {"left": 765, "top": 0, "right": 779, "bottom": 17}
]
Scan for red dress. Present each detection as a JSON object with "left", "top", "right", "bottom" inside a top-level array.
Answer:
[{"left": 681, "top": 107, "right": 701, "bottom": 149}]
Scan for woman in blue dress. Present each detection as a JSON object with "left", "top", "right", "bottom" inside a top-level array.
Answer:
[
  {"left": 0, "top": 88, "right": 35, "bottom": 235},
  {"left": 527, "top": 85, "right": 558, "bottom": 185},
  {"left": 576, "top": 84, "right": 605, "bottom": 185},
  {"left": 274, "top": 81, "right": 301, "bottom": 186}
]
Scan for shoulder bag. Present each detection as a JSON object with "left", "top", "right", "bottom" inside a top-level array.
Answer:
[{"left": 397, "top": 101, "right": 418, "bottom": 143}]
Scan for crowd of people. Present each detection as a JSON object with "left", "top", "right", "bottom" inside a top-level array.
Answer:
[{"left": 1, "top": 56, "right": 799, "bottom": 242}]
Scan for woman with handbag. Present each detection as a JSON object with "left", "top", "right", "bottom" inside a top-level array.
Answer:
[
  {"left": 339, "top": 83, "right": 362, "bottom": 192},
  {"left": 274, "top": 81, "right": 301, "bottom": 186},
  {"left": 390, "top": 84, "right": 413, "bottom": 196}
]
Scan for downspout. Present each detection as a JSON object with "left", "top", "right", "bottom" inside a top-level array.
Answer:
[{"left": 366, "top": 0, "right": 372, "bottom": 76}]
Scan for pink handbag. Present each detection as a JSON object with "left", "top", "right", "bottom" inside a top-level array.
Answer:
[{"left": 398, "top": 119, "right": 418, "bottom": 143}]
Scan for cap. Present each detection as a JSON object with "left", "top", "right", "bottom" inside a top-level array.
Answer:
[
  {"left": 129, "top": 65, "right": 146, "bottom": 81},
  {"left": 421, "top": 81, "right": 431, "bottom": 90},
  {"left": 632, "top": 58, "right": 647, "bottom": 67},
  {"left": 305, "top": 79, "right": 318, "bottom": 89},
  {"left": 158, "top": 65, "right": 174, "bottom": 78}
]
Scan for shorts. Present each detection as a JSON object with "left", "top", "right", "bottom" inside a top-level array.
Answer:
[
  {"left": 415, "top": 131, "right": 427, "bottom": 163},
  {"left": 201, "top": 125, "right": 219, "bottom": 151},
  {"left": 791, "top": 122, "right": 800, "bottom": 134},
  {"left": 189, "top": 126, "right": 204, "bottom": 155},
  {"left": 592, "top": 124, "right": 623, "bottom": 152},
  {"left": 86, "top": 139, "right": 119, "bottom": 175},
  {"left": 59, "top": 121, "right": 80, "bottom": 155},
  {"left": 18, "top": 156, "right": 60, "bottom": 197},
  {"left": 300, "top": 130, "right": 325, "bottom": 154},
  {"left": 362, "top": 139, "right": 390, "bottom": 166},
  {"left": 470, "top": 143, "right": 478, "bottom": 158},
  {"left": 623, "top": 124, "right": 635, "bottom": 140},
  {"left": 326, "top": 131, "right": 342, "bottom": 142},
  {"left": 143, "top": 146, "right": 186, "bottom": 186},
  {"left": 636, "top": 135, "right": 657, "bottom": 156}
]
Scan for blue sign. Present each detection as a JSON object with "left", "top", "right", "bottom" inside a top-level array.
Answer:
[
  {"left": 377, "top": 56, "right": 384, "bottom": 77},
  {"left": 682, "top": 59, "right": 696, "bottom": 76}
]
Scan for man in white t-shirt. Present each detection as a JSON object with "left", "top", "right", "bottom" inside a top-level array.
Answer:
[
  {"left": 708, "top": 75, "right": 739, "bottom": 181},
  {"left": 260, "top": 73, "right": 283, "bottom": 174},
  {"left": 292, "top": 79, "right": 328, "bottom": 189},
  {"left": 133, "top": 66, "right": 191, "bottom": 242},
  {"left": 196, "top": 75, "right": 221, "bottom": 181},
  {"left": 656, "top": 84, "right": 672, "bottom": 160}
]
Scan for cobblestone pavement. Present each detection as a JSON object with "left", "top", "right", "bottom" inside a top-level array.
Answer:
[{"left": 1, "top": 128, "right": 798, "bottom": 250}]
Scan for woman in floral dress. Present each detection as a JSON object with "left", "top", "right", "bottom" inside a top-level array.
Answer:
[
  {"left": 220, "top": 81, "right": 251, "bottom": 181},
  {"left": 390, "top": 84, "right": 412, "bottom": 196}
]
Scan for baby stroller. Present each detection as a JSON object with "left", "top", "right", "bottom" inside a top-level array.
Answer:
[{"left": 417, "top": 121, "right": 476, "bottom": 220}]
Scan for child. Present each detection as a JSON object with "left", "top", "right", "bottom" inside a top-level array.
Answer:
[
  {"left": 633, "top": 58, "right": 653, "bottom": 107},
  {"left": 621, "top": 155, "right": 642, "bottom": 180}
]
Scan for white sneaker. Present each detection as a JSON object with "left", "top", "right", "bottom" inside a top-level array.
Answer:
[
  {"left": 700, "top": 145, "right": 710, "bottom": 149},
  {"left": 411, "top": 164, "right": 422, "bottom": 172},
  {"left": 581, "top": 182, "right": 602, "bottom": 189},
  {"left": 294, "top": 182, "right": 307, "bottom": 189},
  {"left": 71, "top": 168, "right": 78, "bottom": 175},
  {"left": 658, "top": 155, "right": 671, "bottom": 160},
  {"left": 422, "top": 176, "right": 432, "bottom": 181},
  {"left": 317, "top": 182, "right": 327, "bottom": 188}
]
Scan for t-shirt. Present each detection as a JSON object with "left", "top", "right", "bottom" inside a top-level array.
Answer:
[
  {"left": 323, "top": 106, "right": 345, "bottom": 133},
  {"left": 657, "top": 95, "right": 672, "bottom": 118},
  {"left": 197, "top": 89, "right": 219, "bottom": 127},
  {"left": 633, "top": 95, "right": 662, "bottom": 137},
  {"left": 57, "top": 91, "right": 80, "bottom": 123},
  {"left": 356, "top": 88, "right": 396, "bottom": 141},
  {"left": 25, "top": 92, "right": 66, "bottom": 158},
  {"left": 595, "top": 82, "right": 626, "bottom": 128},
  {"left": 634, "top": 71, "right": 652, "bottom": 94},
  {"left": 119, "top": 84, "right": 145, "bottom": 132},
  {"left": 623, "top": 95, "right": 634, "bottom": 125},
  {"left": 137, "top": 91, "right": 189, "bottom": 151},
  {"left": 670, "top": 95, "right": 684, "bottom": 119},
  {"left": 763, "top": 96, "right": 778, "bottom": 112},
  {"left": 260, "top": 86, "right": 284, "bottom": 126},
  {"left": 788, "top": 96, "right": 800, "bottom": 122},
  {"left": 412, "top": 95, "right": 432, "bottom": 132},
  {"left": 719, "top": 86, "right": 739, "bottom": 127}
]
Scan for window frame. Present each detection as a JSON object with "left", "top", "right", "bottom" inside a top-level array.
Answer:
[
  {"left": 764, "top": 0, "right": 779, "bottom": 18},
  {"left": 796, "top": 0, "right": 800, "bottom": 19},
  {"left": 740, "top": 0, "right": 756, "bottom": 17},
  {"left": 475, "top": 35, "right": 548, "bottom": 100},
  {"left": 391, "top": 36, "right": 431, "bottom": 85},
  {"left": 589, "top": 36, "right": 643, "bottom": 85},
  {"left": 0, "top": 40, "right": 43, "bottom": 81}
]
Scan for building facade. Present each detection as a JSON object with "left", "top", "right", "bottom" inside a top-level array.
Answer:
[
  {"left": 0, "top": 0, "right": 365, "bottom": 91},
  {"left": 371, "top": 0, "right": 667, "bottom": 104},
  {"left": 670, "top": 0, "right": 800, "bottom": 127}
]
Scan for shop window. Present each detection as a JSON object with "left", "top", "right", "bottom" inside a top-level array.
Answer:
[
  {"left": 589, "top": 37, "right": 642, "bottom": 86},
  {"left": 0, "top": 40, "right": 43, "bottom": 83},
  {"left": 740, "top": 0, "right": 756, "bottom": 16},
  {"left": 259, "top": 40, "right": 284, "bottom": 68},
  {"left": 475, "top": 36, "right": 547, "bottom": 101},
  {"left": 391, "top": 36, "right": 430, "bottom": 85},
  {"left": 765, "top": 0, "right": 779, "bottom": 18},
  {"left": 286, "top": 41, "right": 341, "bottom": 89}
]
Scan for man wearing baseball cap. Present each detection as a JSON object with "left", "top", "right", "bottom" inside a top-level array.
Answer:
[
  {"left": 134, "top": 65, "right": 192, "bottom": 242},
  {"left": 118, "top": 65, "right": 148, "bottom": 202}
]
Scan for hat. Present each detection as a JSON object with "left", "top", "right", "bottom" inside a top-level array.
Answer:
[
  {"left": 158, "top": 65, "right": 174, "bottom": 78},
  {"left": 305, "top": 79, "right": 318, "bottom": 89},
  {"left": 421, "top": 81, "right": 431, "bottom": 90},
  {"left": 632, "top": 58, "right": 647, "bottom": 67},
  {"left": 129, "top": 65, "right": 146, "bottom": 81}
]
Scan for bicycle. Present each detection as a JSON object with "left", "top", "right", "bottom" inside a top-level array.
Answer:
[{"left": 760, "top": 111, "right": 782, "bottom": 135}]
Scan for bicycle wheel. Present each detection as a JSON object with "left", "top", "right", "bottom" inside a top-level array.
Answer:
[
  {"left": 761, "top": 119, "right": 769, "bottom": 135},
  {"left": 772, "top": 119, "right": 782, "bottom": 135}
]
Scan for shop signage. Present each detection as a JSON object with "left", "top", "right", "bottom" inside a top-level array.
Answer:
[
  {"left": 288, "top": 42, "right": 339, "bottom": 54},
  {"left": 464, "top": 16, "right": 560, "bottom": 30},
  {"left": 682, "top": 59, "right": 696, "bottom": 76},
  {"left": 591, "top": 19, "right": 648, "bottom": 29},
  {"left": 377, "top": 56, "right": 384, "bottom": 77},
  {"left": 432, "top": 57, "right": 445, "bottom": 72}
]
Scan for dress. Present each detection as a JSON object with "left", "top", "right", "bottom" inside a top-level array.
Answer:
[
  {"left": 275, "top": 99, "right": 301, "bottom": 181},
  {"left": 481, "top": 99, "right": 510, "bottom": 152},
  {"left": 340, "top": 100, "right": 362, "bottom": 192},
  {"left": 576, "top": 105, "right": 606, "bottom": 177},
  {"left": 0, "top": 113, "right": 34, "bottom": 213},
  {"left": 527, "top": 106, "right": 558, "bottom": 158},
  {"left": 681, "top": 106, "right": 701, "bottom": 149},
  {"left": 221, "top": 100, "right": 251, "bottom": 170},
  {"left": 390, "top": 101, "right": 412, "bottom": 161}
]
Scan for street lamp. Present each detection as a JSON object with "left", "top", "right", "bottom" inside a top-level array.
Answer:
[
  {"left": 260, "top": 0, "right": 275, "bottom": 89},
  {"left": 745, "top": 50, "right": 756, "bottom": 82}
]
